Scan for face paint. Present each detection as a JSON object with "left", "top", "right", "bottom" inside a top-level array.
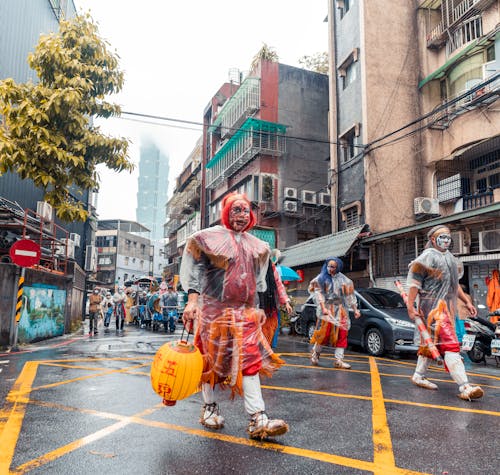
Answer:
[
  {"left": 326, "top": 261, "right": 338, "bottom": 275},
  {"left": 228, "top": 200, "right": 251, "bottom": 232},
  {"left": 435, "top": 233, "right": 451, "bottom": 250}
]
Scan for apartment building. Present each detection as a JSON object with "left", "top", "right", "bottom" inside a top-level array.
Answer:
[
  {"left": 202, "top": 61, "right": 331, "bottom": 251},
  {"left": 95, "top": 220, "right": 152, "bottom": 289},
  {"left": 320, "top": 0, "right": 499, "bottom": 314},
  {"left": 163, "top": 138, "right": 202, "bottom": 283}
]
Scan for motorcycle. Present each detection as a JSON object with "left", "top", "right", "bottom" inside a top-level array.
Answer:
[{"left": 462, "top": 311, "right": 499, "bottom": 363}]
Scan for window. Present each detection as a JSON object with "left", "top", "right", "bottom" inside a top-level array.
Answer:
[
  {"left": 339, "top": 123, "right": 360, "bottom": 164},
  {"left": 124, "top": 257, "right": 129, "bottom": 265},
  {"left": 337, "top": 0, "right": 350, "bottom": 19},
  {"left": 486, "top": 44, "right": 495, "bottom": 62},
  {"left": 340, "top": 201, "right": 361, "bottom": 229},
  {"left": 261, "top": 176, "right": 274, "bottom": 202},
  {"left": 343, "top": 61, "right": 357, "bottom": 89}
]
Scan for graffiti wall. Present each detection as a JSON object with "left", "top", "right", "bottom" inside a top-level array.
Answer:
[{"left": 18, "top": 285, "right": 66, "bottom": 343}]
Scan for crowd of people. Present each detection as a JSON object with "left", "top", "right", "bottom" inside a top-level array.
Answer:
[
  {"left": 86, "top": 283, "right": 186, "bottom": 335},
  {"left": 86, "top": 193, "right": 486, "bottom": 441}
]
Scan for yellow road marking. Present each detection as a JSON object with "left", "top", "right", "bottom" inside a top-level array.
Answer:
[
  {"left": 0, "top": 361, "right": 38, "bottom": 474},
  {"left": 369, "top": 357, "right": 396, "bottom": 473},
  {"left": 14, "top": 406, "right": 161, "bottom": 473}
]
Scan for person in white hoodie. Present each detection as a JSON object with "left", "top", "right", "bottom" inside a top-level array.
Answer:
[{"left": 113, "top": 287, "right": 126, "bottom": 332}]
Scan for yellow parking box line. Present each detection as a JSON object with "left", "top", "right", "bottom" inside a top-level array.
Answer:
[
  {"left": 0, "top": 361, "right": 38, "bottom": 474},
  {"left": 369, "top": 356, "right": 396, "bottom": 473}
]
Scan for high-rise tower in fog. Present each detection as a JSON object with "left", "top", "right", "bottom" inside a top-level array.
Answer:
[{"left": 136, "top": 138, "right": 169, "bottom": 242}]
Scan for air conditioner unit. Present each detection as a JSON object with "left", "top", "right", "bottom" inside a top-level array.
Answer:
[
  {"left": 284, "top": 187, "right": 297, "bottom": 199},
  {"left": 69, "top": 233, "right": 81, "bottom": 247},
  {"left": 479, "top": 230, "right": 500, "bottom": 253},
  {"left": 414, "top": 197, "right": 439, "bottom": 216},
  {"left": 85, "top": 245, "right": 97, "bottom": 271},
  {"left": 283, "top": 200, "right": 298, "bottom": 213},
  {"left": 302, "top": 190, "right": 317, "bottom": 205},
  {"left": 319, "top": 192, "right": 331, "bottom": 206},
  {"left": 36, "top": 201, "right": 53, "bottom": 222},
  {"left": 56, "top": 238, "right": 75, "bottom": 259},
  {"left": 450, "top": 230, "right": 469, "bottom": 255}
]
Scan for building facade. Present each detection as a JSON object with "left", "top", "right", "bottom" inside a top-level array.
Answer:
[
  {"left": 95, "top": 220, "right": 152, "bottom": 288},
  {"left": 203, "top": 60, "right": 331, "bottom": 251},
  {"left": 320, "top": 0, "right": 500, "bottom": 316}
]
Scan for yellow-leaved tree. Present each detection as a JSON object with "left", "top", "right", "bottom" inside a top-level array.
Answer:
[{"left": 0, "top": 14, "right": 133, "bottom": 222}]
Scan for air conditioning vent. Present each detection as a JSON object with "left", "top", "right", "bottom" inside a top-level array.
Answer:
[
  {"left": 479, "top": 230, "right": 500, "bottom": 253},
  {"left": 85, "top": 245, "right": 97, "bottom": 271},
  {"left": 302, "top": 190, "right": 317, "bottom": 205},
  {"left": 283, "top": 200, "right": 298, "bottom": 213},
  {"left": 414, "top": 197, "right": 439, "bottom": 216},
  {"left": 284, "top": 187, "right": 297, "bottom": 199},
  {"left": 36, "top": 201, "right": 53, "bottom": 222},
  {"left": 319, "top": 192, "right": 331, "bottom": 206},
  {"left": 55, "top": 238, "right": 75, "bottom": 259},
  {"left": 69, "top": 233, "right": 81, "bottom": 247},
  {"left": 450, "top": 230, "right": 469, "bottom": 255}
]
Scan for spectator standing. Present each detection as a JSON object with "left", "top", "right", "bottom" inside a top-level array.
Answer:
[
  {"left": 88, "top": 289, "right": 102, "bottom": 336},
  {"left": 161, "top": 284, "right": 178, "bottom": 333}
]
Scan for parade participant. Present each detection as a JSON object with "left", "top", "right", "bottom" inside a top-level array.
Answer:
[
  {"left": 180, "top": 192, "right": 288, "bottom": 440},
  {"left": 160, "top": 284, "right": 178, "bottom": 333},
  {"left": 113, "top": 286, "right": 127, "bottom": 332},
  {"left": 101, "top": 291, "right": 114, "bottom": 330},
  {"left": 406, "top": 225, "right": 483, "bottom": 400},
  {"left": 88, "top": 289, "right": 102, "bottom": 336},
  {"left": 309, "top": 257, "right": 361, "bottom": 368},
  {"left": 260, "top": 249, "right": 293, "bottom": 348}
]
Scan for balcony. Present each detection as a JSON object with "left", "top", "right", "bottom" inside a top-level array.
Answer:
[
  {"left": 451, "top": 0, "right": 496, "bottom": 25},
  {"left": 463, "top": 190, "right": 494, "bottom": 210},
  {"left": 206, "top": 118, "right": 287, "bottom": 190},
  {"left": 209, "top": 77, "right": 261, "bottom": 138},
  {"left": 427, "top": 21, "right": 447, "bottom": 49}
]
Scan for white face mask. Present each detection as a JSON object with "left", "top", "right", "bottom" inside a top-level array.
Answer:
[{"left": 435, "top": 233, "right": 451, "bottom": 251}]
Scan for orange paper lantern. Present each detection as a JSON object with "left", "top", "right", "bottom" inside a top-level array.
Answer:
[{"left": 150, "top": 340, "right": 203, "bottom": 406}]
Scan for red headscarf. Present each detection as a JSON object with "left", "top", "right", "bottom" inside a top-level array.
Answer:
[{"left": 220, "top": 192, "right": 256, "bottom": 232}]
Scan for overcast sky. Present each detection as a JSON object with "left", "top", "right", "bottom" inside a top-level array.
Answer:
[{"left": 74, "top": 0, "right": 328, "bottom": 221}]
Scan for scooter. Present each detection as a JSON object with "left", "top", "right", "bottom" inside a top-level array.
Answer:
[
  {"left": 462, "top": 311, "right": 498, "bottom": 364},
  {"left": 490, "top": 313, "right": 500, "bottom": 366}
]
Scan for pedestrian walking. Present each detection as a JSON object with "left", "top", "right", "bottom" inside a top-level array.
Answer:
[
  {"left": 113, "top": 287, "right": 126, "bottom": 332},
  {"left": 406, "top": 225, "right": 483, "bottom": 400},
  {"left": 160, "top": 284, "right": 178, "bottom": 333},
  {"left": 180, "top": 192, "right": 288, "bottom": 440},
  {"left": 309, "top": 257, "right": 361, "bottom": 368},
  {"left": 88, "top": 289, "right": 102, "bottom": 336}
]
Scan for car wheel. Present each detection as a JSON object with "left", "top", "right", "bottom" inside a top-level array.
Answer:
[
  {"left": 365, "top": 327, "right": 384, "bottom": 356},
  {"left": 307, "top": 321, "right": 316, "bottom": 340}
]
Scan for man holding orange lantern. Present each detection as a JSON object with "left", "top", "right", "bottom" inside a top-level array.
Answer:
[{"left": 180, "top": 192, "right": 288, "bottom": 440}]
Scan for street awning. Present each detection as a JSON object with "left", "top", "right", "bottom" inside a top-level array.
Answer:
[{"left": 280, "top": 225, "right": 368, "bottom": 268}]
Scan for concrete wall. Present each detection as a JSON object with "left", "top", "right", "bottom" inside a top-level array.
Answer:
[{"left": 0, "top": 262, "right": 83, "bottom": 347}]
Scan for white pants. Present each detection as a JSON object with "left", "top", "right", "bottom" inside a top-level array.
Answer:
[
  {"left": 312, "top": 344, "right": 345, "bottom": 361},
  {"left": 414, "top": 353, "right": 468, "bottom": 388},
  {"left": 201, "top": 374, "right": 265, "bottom": 415}
]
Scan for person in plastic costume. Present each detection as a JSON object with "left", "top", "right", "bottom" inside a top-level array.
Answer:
[
  {"left": 309, "top": 257, "right": 361, "bottom": 368},
  {"left": 260, "top": 249, "right": 293, "bottom": 349},
  {"left": 180, "top": 192, "right": 288, "bottom": 440},
  {"left": 406, "top": 225, "right": 483, "bottom": 401},
  {"left": 113, "top": 286, "right": 127, "bottom": 332}
]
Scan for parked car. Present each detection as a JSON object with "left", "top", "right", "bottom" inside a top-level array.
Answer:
[{"left": 293, "top": 287, "right": 417, "bottom": 356}]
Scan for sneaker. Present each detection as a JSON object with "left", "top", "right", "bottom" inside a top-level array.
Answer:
[
  {"left": 200, "top": 403, "right": 224, "bottom": 429},
  {"left": 411, "top": 375, "right": 438, "bottom": 390},
  {"left": 458, "top": 384, "right": 484, "bottom": 401},
  {"left": 311, "top": 351, "right": 320, "bottom": 366},
  {"left": 247, "top": 411, "right": 288, "bottom": 440},
  {"left": 88, "top": 331, "right": 93, "bottom": 336},
  {"left": 334, "top": 360, "right": 351, "bottom": 369}
]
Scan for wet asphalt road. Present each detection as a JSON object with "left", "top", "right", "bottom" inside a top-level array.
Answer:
[{"left": 0, "top": 323, "right": 499, "bottom": 475}]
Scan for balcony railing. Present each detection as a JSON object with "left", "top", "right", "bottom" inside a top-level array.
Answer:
[
  {"left": 463, "top": 190, "right": 494, "bottom": 210},
  {"left": 427, "top": 21, "right": 446, "bottom": 49},
  {"left": 209, "top": 77, "right": 261, "bottom": 138},
  {"left": 206, "top": 118, "right": 287, "bottom": 190},
  {"left": 446, "top": 15, "right": 482, "bottom": 55}
]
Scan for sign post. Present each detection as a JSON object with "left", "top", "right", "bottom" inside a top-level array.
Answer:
[{"left": 9, "top": 239, "right": 41, "bottom": 351}]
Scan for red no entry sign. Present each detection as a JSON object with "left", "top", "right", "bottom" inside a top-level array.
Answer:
[{"left": 9, "top": 239, "right": 41, "bottom": 267}]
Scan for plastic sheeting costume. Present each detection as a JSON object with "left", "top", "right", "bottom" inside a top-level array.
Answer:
[
  {"left": 180, "top": 193, "right": 288, "bottom": 440},
  {"left": 406, "top": 225, "right": 483, "bottom": 400},
  {"left": 309, "top": 257, "right": 360, "bottom": 369}
]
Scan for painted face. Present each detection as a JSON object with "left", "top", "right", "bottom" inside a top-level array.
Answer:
[
  {"left": 228, "top": 199, "right": 251, "bottom": 232},
  {"left": 326, "top": 260, "right": 338, "bottom": 275},
  {"left": 433, "top": 229, "right": 451, "bottom": 251}
]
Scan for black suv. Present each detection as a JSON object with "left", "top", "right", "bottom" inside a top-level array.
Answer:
[{"left": 293, "top": 287, "right": 417, "bottom": 356}]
